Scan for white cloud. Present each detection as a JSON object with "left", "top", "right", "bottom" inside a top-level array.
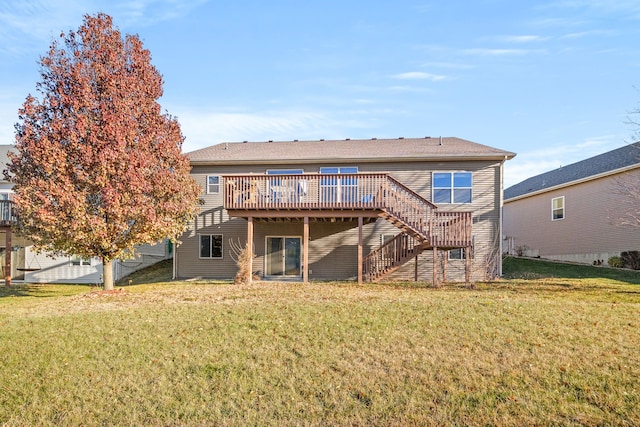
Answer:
[
  {"left": 0, "top": 0, "right": 207, "bottom": 55},
  {"left": 560, "top": 29, "right": 616, "bottom": 39},
  {"left": 462, "top": 48, "right": 541, "bottom": 56},
  {"left": 500, "top": 35, "right": 551, "bottom": 43},
  {"left": 392, "top": 72, "right": 449, "bottom": 81},
  {"left": 173, "top": 108, "right": 374, "bottom": 152}
]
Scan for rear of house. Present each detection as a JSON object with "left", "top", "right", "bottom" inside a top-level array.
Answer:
[
  {"left": 176, "top": 137, "right": 514, "bottom": 284},
  {"left": 503, "top": 143, "right": 640, "bottom": 264}
]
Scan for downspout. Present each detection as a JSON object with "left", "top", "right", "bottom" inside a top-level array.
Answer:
[{"left": 499, "top": 156, "right": 506, "bottom": 277}]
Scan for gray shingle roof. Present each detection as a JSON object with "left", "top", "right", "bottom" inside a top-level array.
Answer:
[
  {"left": 187, "top": 137, "right": 515, "bottom": 164},
  {"left": 504, "top": 142, "right": 640, "bottom": 200}
]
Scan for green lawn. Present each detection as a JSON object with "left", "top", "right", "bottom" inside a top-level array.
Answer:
[{"left": 0, "top": 258, "right": 638, "bottom": 426}]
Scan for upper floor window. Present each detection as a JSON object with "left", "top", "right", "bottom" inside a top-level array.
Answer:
[
  {"left": 552, "top": 196, "right": 564, "bottom": 220},
  {"left": 266, "top": 169, "right": 304, "bottom": 175},
  {"left": 433, "top": 172, "right": 472, "bottom": 204},
  {"left": 207, "top": 176, "right": 220, "bottom": 194}
]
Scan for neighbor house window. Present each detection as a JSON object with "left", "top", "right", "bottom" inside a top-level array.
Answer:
[
  {"left": 70, "top": 255, "right": 91, "bottom": 266},
  {"left": 552, "top": 196, "right": 564, "bottom": 220},
  {"left": 207, "top": 176, "right": 220, "bottom": 194},
  {"left": 200, "top": 234, "right": 223, "bottom": 258},
  {"left": 433, "top": 172, "right": 472, "bottom": 204}
]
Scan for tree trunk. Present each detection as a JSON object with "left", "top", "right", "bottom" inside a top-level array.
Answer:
[{"left": 103, "top": 258, "right": 114, "bottom": 290}]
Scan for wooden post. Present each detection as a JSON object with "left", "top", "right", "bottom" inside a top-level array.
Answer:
[
  {"left": 357, "top": 216, "right": 363, "bottom": 285},
  {"left": 432, "top": 246, "right": 438, "bottom": 287},
  {"left": 247, "top": 217, "right": 253, "bottom": 284},
  {"left": 443, "top": 250, "right": 448, "bottom": 283},
  {"left": 303, "top": 216, "right": 309, "bottom": 283},
  {"left": 4, "top": 227, "right": 11, "bottom": 287},
  {"left": 414, "top": 255, "right": 418, "bottom": 282}
]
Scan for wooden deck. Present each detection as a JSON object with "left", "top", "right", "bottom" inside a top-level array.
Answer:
[
  {"left": 223, "top": 173, "right": 473, "bottom": 283},
  {"left": 0, "top": 200, "right": 17, "bottom": 227},
  {"left": 224, "top": 173, "right": 471, "bottom": 246}
]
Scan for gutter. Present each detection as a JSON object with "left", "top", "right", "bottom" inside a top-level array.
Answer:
[{"left": 189, "top": 153, "right": 517, "bottom": 167}]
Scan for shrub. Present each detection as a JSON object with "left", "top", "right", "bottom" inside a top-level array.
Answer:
[
  {"left": 621, "top": 251, "right": 640, "bottom": 270},
  {"left": 608, "top": 256, "right": 624, "bottom": 268}
]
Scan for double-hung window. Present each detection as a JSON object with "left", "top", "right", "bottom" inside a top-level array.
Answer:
[
  {"left": 207, "top": 176, "right": 220, "bottom": 194},
  {"left": 552, "top": 196, "right": 564, "bottom": 220},
  {"left": 433, "top": 172, "right": 472, "bottom": 204},
  {"left": 200, "top": 234, "right": 223, "bottom": 259}
]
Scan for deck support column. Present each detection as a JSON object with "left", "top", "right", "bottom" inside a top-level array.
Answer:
[
  {"left": 358, "top": 216, "right": 363, "bottom": 285},
  {"left": 432, "top": 246, "right": 438, "bottom": 287},
  {"left": 247, "top": 217, "right": 253, "bottom": 284},
  {"left": 465, "top": 245, "right": 471, "bottom": 286},
  {"left": 443, "top": 250, "right": 448, "bottom": 283},
  {"left": 4, "top": 227, "right": 11, "bottom": 287},
  {"left": 414, "top": 255, "right": 418, "bottom": 282},
  {"left": 303, "top": 216, "right": 309, "bottom": 283}
]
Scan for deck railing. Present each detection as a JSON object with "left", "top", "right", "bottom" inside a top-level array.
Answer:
[
  {"left": 0, "top": 200, "right": 17, "bottom": 226},
  {"left": 224, "top": 173, "right": 388, "bottom": 210},
  {"left": 432, "top": 211, "right": 473, "bottom": 248},
  {"left": 363, "top": 233, "right": 422, "bottom": 282}
]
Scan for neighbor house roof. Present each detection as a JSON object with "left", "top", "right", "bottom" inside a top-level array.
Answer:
[
  {"left": 187, "top": 137, "right": 516, "bottom": 165},
  {"left": 505, "top": 142, "right": 640, "bottom": 200}
]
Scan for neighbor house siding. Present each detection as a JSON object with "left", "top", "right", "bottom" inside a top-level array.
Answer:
[{"left": 503, "top": 168, "right": 640, "bottom": 263}]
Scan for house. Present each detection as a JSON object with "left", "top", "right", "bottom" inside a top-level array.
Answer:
[
  {"left": 503, "top": 142, "right": 640, "bottom": 264},
  {"left": 0, "top": 145, "right": 172, "bottom": 284},
  {"left": 175, "top": 137, "right": 515, "bottom": 284}
]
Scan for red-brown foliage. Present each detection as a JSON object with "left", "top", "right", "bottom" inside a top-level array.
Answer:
[{"left": 6, "top": 13, "right": 201, "bottom": 289}]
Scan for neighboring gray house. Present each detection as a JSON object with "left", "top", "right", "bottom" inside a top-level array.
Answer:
[
  {"left": 503, "top": 142, "right": 640, "bottom": 264},
  {"left": 175, "top": 137, "right": 515, "bottom": 284},
  {"left": 0, "top": 145, "right": 171, "bottom": 284}
]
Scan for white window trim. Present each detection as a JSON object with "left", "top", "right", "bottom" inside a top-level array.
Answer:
[
  {"left": 199, "top": 233, "right": 224, "bottom": 259},
  {"left": 70, "top": 255, "right": 91, "bottom": 266},
  {"left": 433, "top": 171, "right": 473, "bottom": 204},
  {"left": 266, "top": 169, "right": 304, "bottom": 175},
  {"left": 206, "top": 175, "right": 220, "bottom": 194},
  {"left": 552, "top": 196, "right": 565, "bottom": 221}
]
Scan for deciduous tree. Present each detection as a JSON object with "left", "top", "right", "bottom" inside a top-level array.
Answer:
[{"left": 6, "top": 13, "right": 201, "bottom": 290}]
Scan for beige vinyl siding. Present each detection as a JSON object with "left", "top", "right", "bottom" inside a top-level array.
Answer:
[
  {"left": 503, "top": 169, "right": 640, "bottom": 263},
  {"left": 178, "top": 159, "right": 504, "bottom": 282}
]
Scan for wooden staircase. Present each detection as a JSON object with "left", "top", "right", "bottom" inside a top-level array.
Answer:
[{"left": 364, "top": 176, "right": 472, "bottom": 282}]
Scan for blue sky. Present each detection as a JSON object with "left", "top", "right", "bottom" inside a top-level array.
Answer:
[{"left": 1, "top": 0, "right": 639, "bottom": 187}]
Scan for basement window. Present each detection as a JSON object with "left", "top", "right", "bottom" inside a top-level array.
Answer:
[
  {"left": 70, "top": 255, "right": 91, "bottom": 266},
  {"left": 200, "top": 234, "right": 223, "bottom": 259}
]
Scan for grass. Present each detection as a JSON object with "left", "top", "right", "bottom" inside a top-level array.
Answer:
[{"left": 0, "top": 258, "right": 638, "bottom": 426}]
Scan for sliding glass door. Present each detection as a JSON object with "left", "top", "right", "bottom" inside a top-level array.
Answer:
[{"left": 265, "top": 237, "right": 301, "bottom": 277}]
